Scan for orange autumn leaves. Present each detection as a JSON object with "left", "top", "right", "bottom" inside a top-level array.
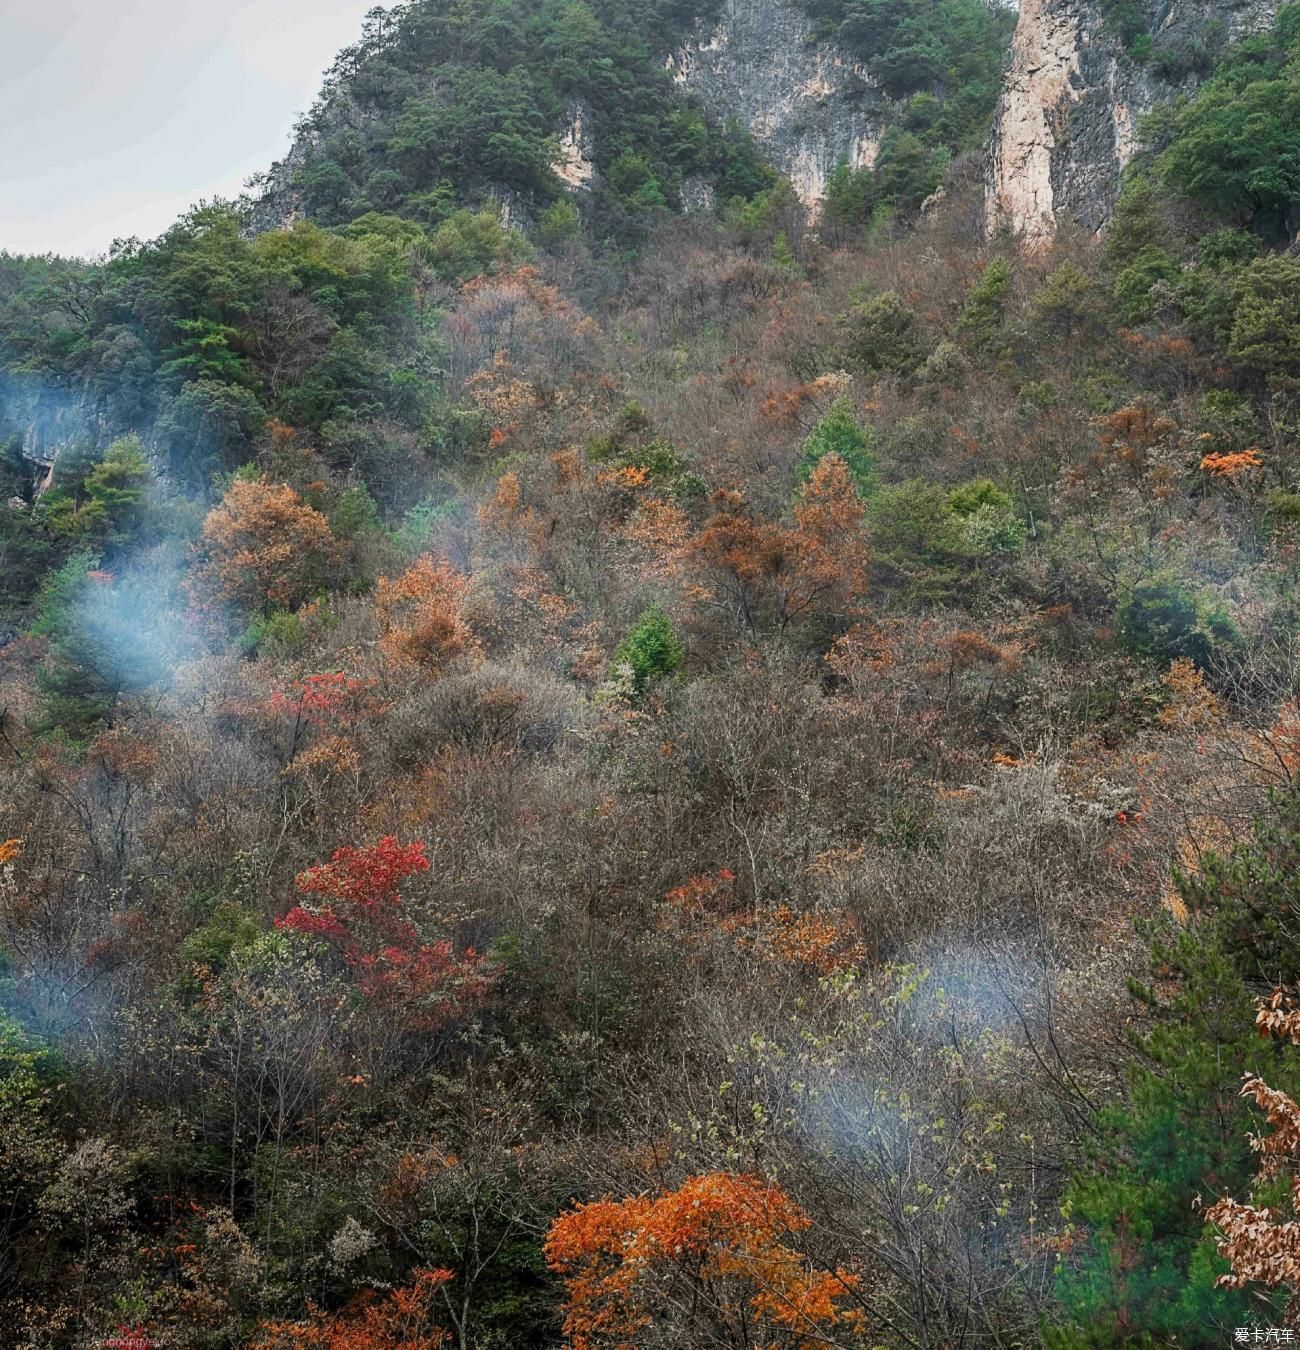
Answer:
[
  {"left": 664, "top": 869, "right": 865, "bottom": 976},
  {"left": 194, "top": 480, "right": 484, "bottom": 680},
  {"left": 196, "top": 478, "right": 337, "bottom": 613},
  {"left": 1200, "top": 448, "right": 1263, "bottom": 478},
  {"left": 544, "top": 1172, "right": 864, "bottom": 1350},
  {"left": 259, "top": 1171, "right": 861, "bottom": 1349},
  {"left": 375, "top": 556, "right": 481, "bottom": 675},
  {"left": 1204, "top": 991, "right": 1300, "bottom": 1316},
  {"left": 258, "top": 1268, "right": 454, "bottom": 1348},
  {"left": 478, "top": 448, "right": 871, "bottom": 640},
  {"left": 686, "top": 456, "right": 870, "bottom": 634}
]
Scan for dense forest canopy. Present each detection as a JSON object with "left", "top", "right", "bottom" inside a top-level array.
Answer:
[{"left": 4, "top": 1, "right": 1300, "bottom": 1345}]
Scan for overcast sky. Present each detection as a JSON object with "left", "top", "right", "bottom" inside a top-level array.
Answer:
[{"left": 2, "top": 1, "right": 386, "bottom": 259}]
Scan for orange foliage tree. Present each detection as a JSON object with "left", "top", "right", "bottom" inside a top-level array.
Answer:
[
  {"left": 375, "top": 556, "right": 482, "bottom": 675},
  {"left": 785, "top": 453, "right": 872, "bottom": 625},
  {"left": 1201, "top": 449, "right": 1264, "bottom": 479},
  {"left": 1204, "top": 990, "right": 1300, "bottom": 1322},
  {"left": 258, "top": 1268, "right": 454, "bottom": 1348},
  {"left": 664, "top": 869, "right": 865, "bottom": 975},
  {"left": 688, "top": 455, "right": 869, "bottom": 638},
  {"left": 196, "top": 478, "right": 337, "bottom": 613},
  {"left": 543, "top": 1172, "right": 864, "bottom": 1349}
]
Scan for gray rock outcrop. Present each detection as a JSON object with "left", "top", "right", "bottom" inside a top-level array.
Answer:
[
  {"left": 985, "top": 0, "right": 1277, "bottom": 240},
  {"left": 670, "top": 0, "right": 891, "bottom": 211}
]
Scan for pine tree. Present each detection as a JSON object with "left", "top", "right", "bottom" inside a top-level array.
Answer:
[
  {"left": 798, "top": 401, "right": 875, "bottom": 497},
  {"left": 1050, "top": 790, "right": 1300, "bottom": 1345}
]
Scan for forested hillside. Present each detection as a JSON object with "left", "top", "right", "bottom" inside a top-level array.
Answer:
[{"left": 3, "top": 1, "right": 1300, "bottom": 1345}]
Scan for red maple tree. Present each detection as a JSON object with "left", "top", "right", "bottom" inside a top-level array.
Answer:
[{"left": 278, "top": 838, "right": 494, "bottom": 1028}]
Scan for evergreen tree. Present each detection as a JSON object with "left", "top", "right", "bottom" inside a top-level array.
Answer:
[
  {"left": 32, "top": 558, "right": 176, "bottom": 737},
  {"left": 798, "top": 402, "right": 875, "bottom": 497},
  {"left": 613, "top": 606, "right": 685, "bottom": 694},
  {"left": 1050, "top": 790, "right": 1300, "bottom": 1345}
]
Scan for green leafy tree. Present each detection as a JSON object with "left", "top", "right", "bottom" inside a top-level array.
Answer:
[
  {"left": 613, "top": 606, "right": 685, "bottom": 694},
  {"left": 957, "top": 256, "right": 1012, "bottom": 351},
  {"left": 1116, "top": 573, "right": 1237, "bottom": 671},
  {"left": 801, "top": 0, "right": 1013, "bottom": 142},
  {"left": 841, "top": 290, "right": 923, "bottom": 376},
  {"left": 873, "top": 129, "right": 947, "bottom": 213},
  {"left": 1154, "top": 26, "right": 1300, "bottom": 225},
  {"left": 33, "top": 563, "right": 177, "bottom": 737},
  {"left": 822, "top": 163, "right": 874, "bottom": 243},
  {"left": 159, "top": 318, "right": 252, "bottom": 387},
  {"left": 155, "top": 378, "right": 267, "bottom": 481},
  {"left": 424, "top": 209, "right": 535, "bottom": 283},
  {"left": 42, "top": 436, "right": 153, "bottom": 547},
  {"left": 1227, "top": 256, "right": 1300, "bottom": 390},
  {"left": 1113, "top": 246, "right": 1181, "bottom": 322},
  {"left": 946, "top": 478, "right": 1026, "bottom": 556},
  {"left": 536, "top": 199, "right": 582, "bottom": 248},
  {"left": 1031, "top": 261, "right": 1101, "bottom": 337},
  {"left": 1103, "top": 178, "right": 1174, "bottom": 273},
  {"left": 0, "top": 505, "right": 54, "bottom": 611},
  {"left": 82, "top": 437, "right": 151, "bottom": 539}
]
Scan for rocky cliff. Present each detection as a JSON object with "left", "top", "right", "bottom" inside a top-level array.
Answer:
[
  {"left": 986, "top": 0, "right": 1276, "bottom": 240},
  {"left": 669, "top": 0, "right": 890, "bottom": 210},
  {"left": 249, "top": 0, "right": 899, "bottom": 231}
]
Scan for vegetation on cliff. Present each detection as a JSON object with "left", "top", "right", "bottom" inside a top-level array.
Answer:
[{"left": 2, "top": 3, "right": 1300, "bottom": 1345}]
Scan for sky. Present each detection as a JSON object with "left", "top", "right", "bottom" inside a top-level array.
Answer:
[{"left": 1, "top": 0, "right": 387, "bottom": 259}]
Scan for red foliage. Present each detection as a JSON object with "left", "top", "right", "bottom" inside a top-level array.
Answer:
[
  {"left": 663, "top": 869, "right": 736, "bottom": 914},
  {"left": 278, "top": 839, "right": 494, "bottom": 1027},
  {"left": 268, "top": 673, "right": 379, "bottom": 729},
  {"left": 258, "top": 1268, "right": 454, "bottom": 1348},
  {"left": 102, "top": 1330, "right": 155, "bottom": 1350}
]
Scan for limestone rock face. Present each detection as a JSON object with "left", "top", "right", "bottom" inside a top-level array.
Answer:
[
  {"left": 670, "top": 0, "right": 890, "bottom": 211},
  {"left": 1, "top": 378, "right": 111, "bottom": 491},
  {"left": 251, "top": 0, "right": 893, "bottom": 228},
  {"left": 555, "top": 105, "right": 596, "bottom": 191},
  {"left": 985, "top": 0, "right": 1277, "bottom": 240}
]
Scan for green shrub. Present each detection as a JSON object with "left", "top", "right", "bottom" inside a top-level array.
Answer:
[
  {"left": 1113, "top": 246, "right": 1181, "bottom": 322},
  {"left": 1049, "top": 792, "right": 1300, "bottom": 1343},
  {"left": 841, "top": 291, "right": 923, "bottom": 376},
  {"left": 537, "top": 199, "right": 582, "bottom": 248},
  {"left": 612, "top": 607, "right": 685, "bottom": 693},
  {"left": 957, "top": 256, "right": 1012, "bottom": 350},
  {"left": 1116, "top": 574, "right": 1237, "bottom": 670}
]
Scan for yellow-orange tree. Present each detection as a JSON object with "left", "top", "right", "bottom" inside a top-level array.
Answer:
[
  {"left": 196, "top": 478, "right": 337, "bottom": 614},
  {"left": 375, "top": 555, "right": 482, "bottom": 675},
  {"left": 543, "top": 1172, "right": 863, "bottom": 1349},
  {"left": 688, "top": 454, "right": 870, "bottom": 638}
]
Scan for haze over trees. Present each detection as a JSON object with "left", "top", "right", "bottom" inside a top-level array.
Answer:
[{"left": 3, "top": 0, "right": 1300, "bottom": 1345}]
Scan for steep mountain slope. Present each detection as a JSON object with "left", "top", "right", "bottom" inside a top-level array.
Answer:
[
  {"left": 251, "top": 0, "right": 1011, "bottom": 229},
  {"left": 247, "top": 0, "right": 769, "bottom": 234},
  {"left": 986, "top": 0, "right": 1277, "bottom": 239},
  {"left": 7, "top": 1, "right": 1300, "bottom": 1345}
]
